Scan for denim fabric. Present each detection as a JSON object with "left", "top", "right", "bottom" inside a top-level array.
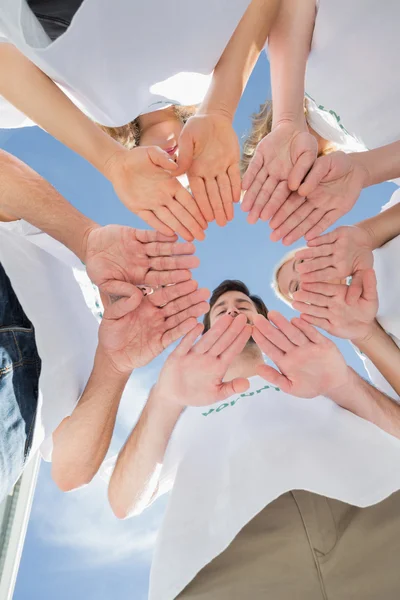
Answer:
[
  {"left": 27, "top": 0, "right": 84, "bottom": 41},
  {"left": 0, "top": 263, "right": 41, "bottom": 501}
]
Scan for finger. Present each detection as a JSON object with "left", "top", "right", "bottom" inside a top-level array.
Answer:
[
  {"left": 103, "top": 286, "right": 143, "bottom": 320},
  {"left": 219, "top": 325, "right": 253, "bottom": 362},
  {"left": 144, "top": 240, "right": 196, "bottom": 258},
  {"left": 139, "top": 210, "right": 175, "bottom": 237},
  {"left": 217, "top": 377, "right": 250, "bottom": 400},
  {"left": 173, "top": 323, "right": 204, "bottom": 357},
  {"left": 251, "top": 328, "right": 285, "bottom": 363},
  {"left": 217, "top": 172, "right": 234, "bottom": 221},
  {"left": 148, "top": 254, "right": 200, "bottom": 271},
  {"left": 299, "top": 266, "right": 339, "bottom": 284},
  {"left": 292, "top": 316, "right": 329, "bottom": 343},
  {"left": 256, "top": 364, "right": 290, "bottom": 393},
  {"left": 297, "top": 156, "right": 331, "bottom": 197},
  {"left": 135, "top": 230, "right": 178, "bottom": 244},
  {"left": 169, "top": 198, "right": 206, "bottom": 241},
  {"left": 297, "top": 314, "right": 331, "bottom": 334},
  {"left": 300, "top": 281, "right": 343, "bottom": 296},
  {"left": 296, "top": 255, "right": 334, "bottom": 274},
  {"left": 150, "top": 279, "right": 198, "bottom": 307},
  {"left": 292, "top": 289, "right": 331, "bottom": 308},
  {"left": 162, "top": 287, "right": 210, "bottom": 318},
  {"left": 145, "top": 269, "right": 193, "bottom": 287},
  {"left": 241, "top": 150, "right": 264, "bottom": 191},
  {"left": 269, "top": 192, "right": 305, "bottom": 230},
  {"left": 175, "top": 185, "right": 208, "bottom": 231},
  {"left": 260, "top": 181, "right": 292, "bottom": 223},
  {"left": 189, "top": 176, "right": 214, "bottom": 223},
  {"left": 193, "top": 314, "right": 237, "bottom": 354},
  {"left": 282, "top": 208, "right": 326, "bottom": 246},
  {"left": 164, "top": 300, "right": 209, "bottom": 330},
  {"left": 241, "top": 165, "right": 268, "bottom": 213},
  {"left": 288, "top": 145, "right": 317, "bottom": 192},
  {"left": 162, "top": 316, "right": 199, "bottom": 349},
  {"left": 361, "top": 268, "right": 378, "bottom": 303},
  {"left": 175, "top": 127, "right": 193, "bottom": 175},
  {"left": 155, "top": 206, "right": 194, "bottom": 242},
  {"left": 228, "top": 163, "right": 242, "bottom": 204},
  {"left": 292, "top": 300, "right": 329, "bottom": 318},
  {"left": 206, "top": 178, "right": 227, "bottom": 227},
  {"left": 247, "top": 176, "right": 280, "bottom": 224},
  {"left": 345, "top": 271, "right": 363, "bottom": 306},
  {"left": 207, "top": 315, "right": 249, "bottom": 357},
  {"left": 147, "top": 146, "right": 179, "bottom": 173},
  {"left": 306, "top": 230, "right": 338, "bottom": 247},
  {"left": 252, "top": 312, "right": 294, "bottom": 353},
  {"left": 270, "top": 203, "right": 314, "bottom": 243},
  {"left": 304, "top": 210, "right": 342, "bottom": 241},
  {"left": 294, "top": 245, "right": 333, "bottom": 262},
  {"left": 267, "top": 310, "right": 309, "bottom": 346}
]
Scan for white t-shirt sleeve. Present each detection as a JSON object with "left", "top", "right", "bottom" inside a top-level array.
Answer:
[{"left": 381, "top": 187, "right": 400, "bottom": 212}]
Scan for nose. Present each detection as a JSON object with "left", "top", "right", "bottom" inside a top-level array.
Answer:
[{"left": 228, "top": 309, "right": 239, "bottom": 318}]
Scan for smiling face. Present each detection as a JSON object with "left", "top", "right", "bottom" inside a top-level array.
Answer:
[
  {"left": 276, "top": 256, "right": 304, "bottom": 303},
  {"left": 209, "top": 290, "right": 260, "bottom": 329},
  {"left": 138, "top": 108, "right": 184, "bottom": 161}
]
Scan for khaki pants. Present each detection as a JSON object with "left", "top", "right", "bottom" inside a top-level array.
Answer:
[{"left": 178, "top": 490, "right": 400, "bottom": 599}]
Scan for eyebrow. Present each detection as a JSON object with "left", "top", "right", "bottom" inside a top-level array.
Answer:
[{"left": 212, "top": 297, "right": 253, "bottom": 313}]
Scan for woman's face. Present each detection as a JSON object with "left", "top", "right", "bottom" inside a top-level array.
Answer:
[
  {"left": 138, "top": 107, "right": 184, "bottom": 161},
  {"left": 276, "top": 257, "right": 304, "bottom": 302}
]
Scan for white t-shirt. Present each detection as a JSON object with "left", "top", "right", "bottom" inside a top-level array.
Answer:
[
  {"left": 0, "top": 0, "right": 250, "bottom": 128},
  {"left": 0, "top": 220, "right": 100, "bottom": 461},
  {"left": 359, "top": 188, "right": 400, "bottom": 398},
  {"left": 306, "top": 0, "right": 400, "bottom": 150},
  {"left": 129, "top": 375, "right": 400, "bottom": 600}
]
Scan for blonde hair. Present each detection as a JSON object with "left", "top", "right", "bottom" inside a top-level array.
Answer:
[
  {"left": 240, "top": 99, "right": 336, "bottom": 177},
  {"left": 271, "top": 247, "right": 307, "bottom": 307},
  {"left": 98, "top": 105, "right": 197, "bottom": 149}
]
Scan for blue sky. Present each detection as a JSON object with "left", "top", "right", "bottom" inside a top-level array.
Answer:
[{"left": 0, "top": 52, "right": 396, "bottom": 600}]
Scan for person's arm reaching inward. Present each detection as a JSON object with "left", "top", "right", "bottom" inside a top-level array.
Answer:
[{"left": 108, "top": 314, "right": 251, "bottom": 519}]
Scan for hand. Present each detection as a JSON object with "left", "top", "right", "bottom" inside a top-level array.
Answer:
[
  {"left": 252, "top": 310, "right": 348, "bottom": 398},
  {"left": 154, "top": 314, "right": 252, "bottom": 407},
  {"left": 103, "top": 146, "right": 207, "bottom": 242},
  {"left": 294, "top": 225, "right": 374, "bottom": 303},
  {"left": 98, "top": 279, "right": 209, "bottom": 373},
  {"left": 292, "top": 270, "right": 378, "bottom": 342},
  {"left": 176, "top": 114, "right": 241, "bottom": 227},
  {"left": 241, "top": 121, "right": 318, "bottom": 225},
  {"left": 270, "top": 151, "right": 368, "bottom": 245},
  {"left": 84, "top": 225, "right": 199, "bottom": 296}
]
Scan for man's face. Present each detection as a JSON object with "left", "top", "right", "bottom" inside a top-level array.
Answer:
[{"left": 209, "top": 290, "right": 259, "bottom": 328}]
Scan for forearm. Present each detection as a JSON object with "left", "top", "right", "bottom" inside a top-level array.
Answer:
[
  {"left": 0, "top": 150, "right": 98, "bottom": 260},
  {"left": 357, "top": 202, "right": 400, "bottom": 249},
  {"left": 351, "top": 141, "right": 400, "bottom": 189},
  {"left": 199, "top": 0, "right": 280, "bottom": 119},
  {"left": 352, "top": 320, "right": 400, "bottom": 398},
  {"left": 328, "top": 367, "right": 400, "bottom": 439},
  {"left": 268, "top": 0, "right": 316, "bottom": 127},
  {"left": 52, "top": 346, "right": 131, "bottom": 491},
  {"left": 0, "top": 44, "right": 122, "bottom": 175},
  {"left": 108, "top": 385, "right": 182, "bottom": 519}
]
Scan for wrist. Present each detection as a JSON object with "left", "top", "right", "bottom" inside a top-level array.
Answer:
[
  {"left": 148, "top": 383, "right": 184, "bottom": 422},
  {"left": 350, "top": 320, "right": 377, "bottom": 347},
  {"left": 356, "top": 221, "right": 379, "bottom": 251},
  {"left": 272, "top": 111, "right": 307, "bottom": 132},
  {"left": 326, "top": 367, "right": 361, "bottom": 411},
  {"left": 99, "top": 145, "right": 130, "bottom": 183},
  {"left": 95, "top": 344, "right": 133, "bottom": 383},
  {"left": 350, "top": 151, "right": 373, "bottom": 189}
]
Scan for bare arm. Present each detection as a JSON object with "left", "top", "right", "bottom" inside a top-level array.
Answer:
[
  {"left": 357, "top": 196, "right": 400, "bottom": 250},
  {"left": 52, "top": 347, "right": 131, "bottom": 492},
  {"left": 328, "top": 367, "right": 400, "bottom": 439},
  {"left": 0, "top": 44, "right": 120, "bottom": 175},
  {"left": 353, "top": 321, "right": 400, "bottom": 398},
  {"left": 0, "top": 149, "right": 95, "bottom": 260},
  {"left": 352, "top": 141, "right": 400, "bottom": 190}
]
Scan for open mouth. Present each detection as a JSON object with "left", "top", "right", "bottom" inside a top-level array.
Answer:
[{"left": 165, "top": 145, "right": 178, "bottom": 156}]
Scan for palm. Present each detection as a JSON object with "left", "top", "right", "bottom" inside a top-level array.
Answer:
[{"left": 330, "top": 226, "right": 374, "bottom": 279}]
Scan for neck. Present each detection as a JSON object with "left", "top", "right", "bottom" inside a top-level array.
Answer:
[{"left": 224, "top": 343, "right": 265, "bottom": 381}]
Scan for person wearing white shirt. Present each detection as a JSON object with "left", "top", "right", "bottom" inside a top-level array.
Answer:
[
  {"left": 0, "top": 149, "right": 208, "bottom": 499},
  {"left": 107, "top": 279, "right": 400, "bottom": 600}
]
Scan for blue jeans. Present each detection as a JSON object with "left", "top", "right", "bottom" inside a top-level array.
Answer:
[{"left": 0, "top": 263, "right": 41, "bottom": 501}]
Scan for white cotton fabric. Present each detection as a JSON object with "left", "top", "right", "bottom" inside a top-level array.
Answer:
[
  {"left": 128, "top": 375, "right": 400, "bottom": 600},
  {"left": 0, "top": 220, "right": 100, "bottom": 461},
  {"left": 306, "top": 0, "right": 400, "bottom": 151},
  {"left": 0, "top": 0, "right": 250, "bottom": 128},
  {"left": 359, "top": 188, "right": 400, "bottom": 399}
]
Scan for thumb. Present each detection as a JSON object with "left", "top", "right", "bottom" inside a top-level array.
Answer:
[
  {"left": 256, "top": 364, "right": 290, "bottom": 393},
  {"left": 298, "top": 155, "right": 331, "bottom": 197},
  {"left": 218, "top": 377, "right": 250, "bottom": 400},
  {"left": 175, "top": 126, "right": 194, "bottom": 176},
  {"left": 361, "top": 268, "right": 378, "bottom": 303},
  {"left": 147, "top": 146, "right": 178, "bottom": 173},
  {"left": 346, "top": 270, "right": 363, "bottom": 305},
  {"left": 288, "top": 133, "right": 318, "bottom": 191},
  {"left": 101, "top": 281, "right": 143, "bottom": 319}
]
